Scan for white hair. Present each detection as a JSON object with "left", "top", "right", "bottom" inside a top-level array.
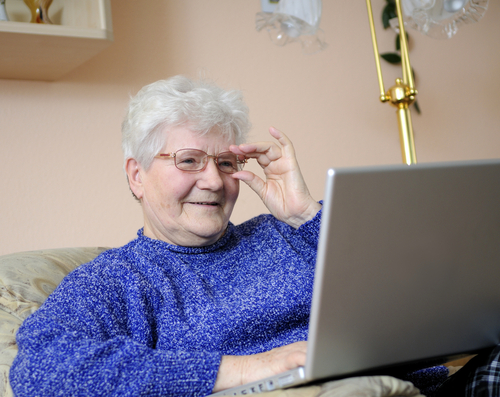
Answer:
[{"left": 121, "top": 75, "right": 251, "bottom": 170}]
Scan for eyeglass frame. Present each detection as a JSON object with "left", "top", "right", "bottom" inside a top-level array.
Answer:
[{"left": 154, "top": 148, "right": 248, "bottom": 174}]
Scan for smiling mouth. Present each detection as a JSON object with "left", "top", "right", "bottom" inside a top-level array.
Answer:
[{"left": 190, "top": 202, "right": 220, "bottom": 206}]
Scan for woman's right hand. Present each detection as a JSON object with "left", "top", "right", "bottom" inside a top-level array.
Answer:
[
  {"left": 212, "top": 341, "right": 307, "bottom": 392},
  {"left": 230, "top": 128, "right": 321, "bottom": 229}
]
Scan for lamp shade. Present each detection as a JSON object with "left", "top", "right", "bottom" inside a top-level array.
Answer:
[
  {"left": 399, "top": 0, "right": 489, "bottom": 39},
  {"left": 256, "top": 0, "right": 326, "bottom": 54}
]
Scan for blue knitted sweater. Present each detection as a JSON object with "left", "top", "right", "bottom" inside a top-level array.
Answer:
[{"left": 10, "top": 212, "right": 321, "bottom": 396}]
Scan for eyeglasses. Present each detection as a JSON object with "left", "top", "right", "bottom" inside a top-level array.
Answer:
[{"left": 154, "top": 148, "right": 247, "bottom": 174}]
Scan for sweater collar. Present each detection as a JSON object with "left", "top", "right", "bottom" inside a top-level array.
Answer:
[{"left": 135, "top": 223, "right": 236, "bottom": 255}]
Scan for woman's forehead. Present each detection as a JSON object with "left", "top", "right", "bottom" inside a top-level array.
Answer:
[{"left": 162, "top": 126, "right": 235, "bottom": 151}]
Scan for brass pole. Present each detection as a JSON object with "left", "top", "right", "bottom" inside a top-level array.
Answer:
[
  {"left": 395, "top": 0, "right": 416, "bottom": 94},
  {"left": 365, "top": 0, "right": 418, "bottom": 165},
  {"left": 397, "top": 99, "right": 417, "bottom": 164},
  {"left": 366, "top": 0, "right": 389, "bottom": 103}
]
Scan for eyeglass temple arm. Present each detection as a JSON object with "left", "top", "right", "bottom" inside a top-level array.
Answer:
[{"left": 154, "top": 153, "right": 174, "bottom": 159}]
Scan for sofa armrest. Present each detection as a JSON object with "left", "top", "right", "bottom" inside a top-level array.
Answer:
[{"left": 0, "top": 247, "right": 109, "bottom": 397}]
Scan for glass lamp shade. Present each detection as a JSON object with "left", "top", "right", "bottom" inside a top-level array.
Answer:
[
  {"left": 398, "top": 0, "right": 489, "bottom": 39},
  {"left": 256, "top": 0, "right": 327, "bottom": 54}
]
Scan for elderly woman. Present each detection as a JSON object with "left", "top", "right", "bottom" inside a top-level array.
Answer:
[{"left": 10, "top": 76, "right": 322, "bottom": 396}]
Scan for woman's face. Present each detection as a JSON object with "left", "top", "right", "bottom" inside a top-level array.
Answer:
[{"left": 130, "top": 126, "right": 240, "bottom": 247}]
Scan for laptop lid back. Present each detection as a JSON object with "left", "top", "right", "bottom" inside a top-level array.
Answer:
[{"left": 306, "top": 159, "right": 500, "bottom": 381}]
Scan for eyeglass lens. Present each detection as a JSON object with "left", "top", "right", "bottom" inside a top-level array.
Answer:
[{"left": 175, "top": 149, "right": 243, "bottom": 174}]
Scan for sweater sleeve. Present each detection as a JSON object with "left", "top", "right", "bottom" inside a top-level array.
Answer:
[
  {"left": 9, "top": 259, "right": 222, "bottom": 397},
  {"left": 294, "top": 200, "right": 323, "bottom": 247},
  {"left": 268, "top": 201, "right": 322, "bottom": 266}
]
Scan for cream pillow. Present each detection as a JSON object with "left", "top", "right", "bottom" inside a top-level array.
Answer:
[{"left": 0, "top": 247, "right": 108, "bottom": 397}]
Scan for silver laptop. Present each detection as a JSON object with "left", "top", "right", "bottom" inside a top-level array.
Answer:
[{"left": 211, "top": 159, "right": 500, "bottom": 396}]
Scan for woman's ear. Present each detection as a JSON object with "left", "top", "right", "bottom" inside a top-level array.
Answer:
[{"left": 125, "top": 158, "right": 144, "bottom": 200}]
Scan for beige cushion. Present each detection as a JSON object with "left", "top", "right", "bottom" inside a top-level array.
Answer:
[{"left": 0, "top": 247, "right": 108, "bottom": 397}]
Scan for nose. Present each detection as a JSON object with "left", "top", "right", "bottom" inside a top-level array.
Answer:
[{"left": 196, "top": 157, "right": 224, "bottom": 191}]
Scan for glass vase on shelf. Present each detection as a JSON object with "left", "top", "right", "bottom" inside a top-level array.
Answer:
[{"left": 0, "top": 0, "right": 8, "bottom": 21}]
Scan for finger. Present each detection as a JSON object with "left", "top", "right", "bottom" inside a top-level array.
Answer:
[
  {"left": 231, "top": 141, "right": 283, "bottom": 162},
  {"left": 230, "top": 127, "right": 296, "bottom": 171},
  {"left": 268, "top": 127, "right": 296, "bottom": 158},
  {"left": 238, "top": 127, "right": 296, "bottom": 166},
  {"left": 231, "top": 127, "right": 293, "bottom": 156},
  {"left": 231, "top": 171, "right": 267, "bottom": 199},
  {"left": 231, "top": 147, "right": 282, "bottom": 171},
  {"left": 287, "top": 351, "right": 307, "bottom": 368}
]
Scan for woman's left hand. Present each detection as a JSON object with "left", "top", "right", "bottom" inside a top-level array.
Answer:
[{"left": 230, "top": 127, "right": 321, "bottom": 229}]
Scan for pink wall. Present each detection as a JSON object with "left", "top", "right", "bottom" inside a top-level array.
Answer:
[{"left": 1, "top": 0, "right": 499, "bottom": 255}]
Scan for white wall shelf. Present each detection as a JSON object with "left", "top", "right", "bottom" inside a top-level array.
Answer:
[{"left": 0, "top": 0, "right": 113, "bottom": 81}]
